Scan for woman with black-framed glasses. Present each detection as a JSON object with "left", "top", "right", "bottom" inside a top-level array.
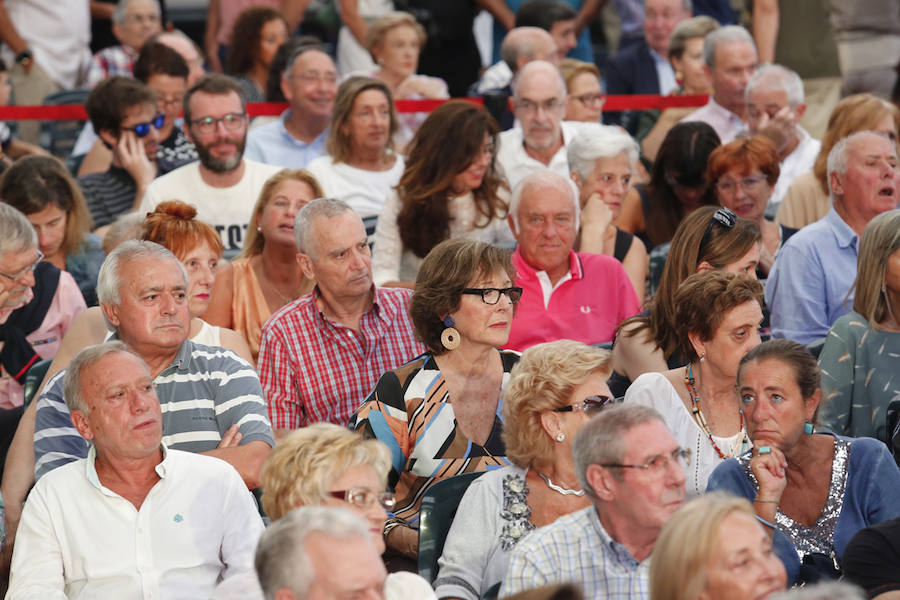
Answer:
[
  {"left": 435, "top": 340, "right": 614, "bottom": 600},
  {"left": 351, "top": 239, "right": 520, "bottom": 563}
]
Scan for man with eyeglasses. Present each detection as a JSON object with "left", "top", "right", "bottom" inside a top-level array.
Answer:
[
  {"left": 77, "top": 76, "right": 163, "bottom": 229},
  {"left": 246, "top": 43, "right": 337, "bottom": 169},
  {"left": 503, "top": 404, "right": 687, "bottom": 598},
  {"left": 496, "top": 60, "right": 592, "bottom": 190},
  {"left": 85, "top": 0, "right": 162, "bottom": 88},
  {"left": 766, "top": 130, "right": 900, "bottom": 345},
  {"left": 259, "top": 198, "right": 423, "bottom": 437},
  {"left": 139, "top": 74, "right": 281, "bottom": 254},
  {"left": 8, "top": 341, "right": 264, "bottom": 598},
  {"left": 505, "top": 170, "right": 640, "bottom": 351}
]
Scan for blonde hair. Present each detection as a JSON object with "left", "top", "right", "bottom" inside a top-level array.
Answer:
[
  {"left": 365, "top": 11, "right": 426, "bottom": 59},
  {"left": 238, "top": 169, "right": 324, "bottom": 259},
  {"left": 502, "top": 340, "right": 612, "bottom": 470},
  {"left": 260, "top": 423, "right": 391, "bottom": 521},
  {"left": 558, "top": 58, "right": 600, "bottom": 91},
  {"left": 650, "top": 492, "right": 757, "bottom": 600},
  {"left": 853, "top": 209, "right": 900, "bottom": 328}
]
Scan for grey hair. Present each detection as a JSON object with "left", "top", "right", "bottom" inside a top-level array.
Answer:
[
  {"left": 768, "top": 582, "right": 866, "bottom": 600},
  {"left": 62, "top": 341, "right": 146, "bottom": 414},
  {"left": 97, "top": 239, "right": 188, "bottom": 306},
  {"left": 101, "top": 211, "right": 144, "bottom": 255},
  {"left": 112, "top": 0, "right": 160, "bottom": 25},
  {"left": 512, "top": 60, "right": 567, "bottom": 101},
  {"left": 668, "top": 16, "right": 720, "bottom": 60},
  {"left": 567, "top": 124, "right": 640, "bottom": 181},
  {"left": 0, "top": 203, "right": 37, "bottom": 258},
  {"left": 255, "top": 506, "right": 374, "bottom": 600},
  {"left": 745, "top": 64, "right": 804, "bottom": 107},
  {"left": 702, "top": 25, "right": 755, "bottom": 69},
  {"left": 574, "top": 404, "right": 665, "bottom": 498},
  {"left": 294, "top": 197, "right": 356, "bottom": 257},
  {"left": 282, "top": 44, "right": 332, "bottom": 80},
  {"left": 500, "top": 27, "right": 556, "bottom": 73},
  {"left": 827, "top": 130, "right": 896, "bottom": 198},
  {"left": 509, "top": 169, "right": 581, "bottom": 233}
]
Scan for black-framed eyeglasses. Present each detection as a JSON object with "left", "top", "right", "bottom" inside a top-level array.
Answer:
[
  {"left": 0, "top": 250, "right": 43, "bottom": 282},
  {"left": 328, "top": 488, "right": 396, "bottom": 511},
  {"left": 554, "top": 395, "right": 617, "bottom": 414},
  {"left": 460, "top": 286, "right": 523, "bottom": 305},
  {"left": 600, "top": 447, "right": 692, "bottom": 474},
  {"left": 698, "top": 207, "right": 737, "bottom": 258},
  {"left": 121, "top": 113, "right": 164, "bottom": 138},
  {"left": 189, "top": 112, "right": 247, "bottom": 135}
]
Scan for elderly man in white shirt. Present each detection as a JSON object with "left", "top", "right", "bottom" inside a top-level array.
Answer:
[
  {"left": 744, "top": 64, "right": 822, "bottom": 215},
  {"left": 7, "top": 341, "right": 263, "bottom": 599},
  {"left": 495, "top": 60, "right": 589, "bottom": 190}
]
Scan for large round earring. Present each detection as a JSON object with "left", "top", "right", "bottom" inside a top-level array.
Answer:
[{"left": 441, "top": 316, "right": 460, "bottom": 350}]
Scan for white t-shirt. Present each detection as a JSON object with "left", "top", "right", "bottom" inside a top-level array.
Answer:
[
  {"left": 139, "top": 159, "right": 281, "bottom": 253},
  {"left": 306, "top": 155, "right": 405, "bottom": 219}
]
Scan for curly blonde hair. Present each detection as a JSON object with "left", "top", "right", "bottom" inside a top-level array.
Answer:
[
  {"left": 260, "top": 423, "right": 391, "bottom": 521},
  {"left": 502, "top": 340, "right": 612, "bottom": 470}
]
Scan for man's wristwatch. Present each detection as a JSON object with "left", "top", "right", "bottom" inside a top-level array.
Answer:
[{"left": 14, "top": 49, "right": 32, "bottom": 67}]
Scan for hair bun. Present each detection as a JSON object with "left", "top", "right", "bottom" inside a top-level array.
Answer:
[{"left": 151, "top": 200, "right": 198, "bottom": 221}]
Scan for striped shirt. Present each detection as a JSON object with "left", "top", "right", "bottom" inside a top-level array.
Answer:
[
  {"left": 501, "top": 506, "right": 650, "bottom": 599},
  {"left": 258, "top": 286, "right": 424, "bottom": 429},
  {"left": 77, "top": 167, "right": 137, "bottom": 229},
  {"left": 33, "top": 339, "right": 274, "bottom": 480}
]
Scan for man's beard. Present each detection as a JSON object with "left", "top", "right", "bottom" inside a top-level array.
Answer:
[{"left": 196, "top": 136, "right": 246, "bottom": 173}]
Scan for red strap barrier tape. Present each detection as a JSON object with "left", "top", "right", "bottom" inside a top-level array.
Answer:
[{"left": 0, "top": 94, "right": 708, "bottom": 121}]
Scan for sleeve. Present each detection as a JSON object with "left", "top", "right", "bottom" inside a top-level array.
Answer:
[
  {"left": 218, "top": 464, "right": 266, "bottom": 581},
  {"left": 817, "top": 320, "right": 857, "bottom": 436},
  {"left": 765, "top": 242, "right": 829, "bottom": 344},
  {"left": 257, "top": 322, "right": 301, "bottom": 430},
  {"left": 434, "top": 475, "right": 502, "bottom": 600},
  {"left": 54, "top": 272, "right": 87, "bottom": 334},
  {"left": 244, "top": 128, "right": 266, "bottom": 163},
  {"left": 85, "top": 54, "right": 106, "bottom": 89},
  {"left": 499, "top": 538, "right": 554, "bottom": 597},
  {"left": 350, "top": 369, "right": 412, "bottom": 488},
  {"left": 615, "top": 261, "right": 641, "bottom": 323},
  {"left": 856, "top": 439, "right": 900, "bottom": 528},
  {"left": 371, "top": 190, "right": 404, "bottom": 285},
  {"left": 212, "top": 351, "right": 275, "bottom": 447},
  {"left": 603, "top": 53, "right": 630, "bottom": 96},
  {"left": 705, "top": 459, "right": 755, "bottom": 498},
  {"left": 33, "top": 372, "right": 88, "bottom": 481},
  {"left": 6, "top": 483, "right": 68, "bottom": 599}
]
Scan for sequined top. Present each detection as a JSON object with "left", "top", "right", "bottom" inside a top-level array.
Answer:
[{"left": 738, "top": 439, "right": 849, "bottom": 560}]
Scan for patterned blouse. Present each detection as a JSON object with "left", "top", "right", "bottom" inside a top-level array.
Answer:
[{"left": 350, "top": 351, "right": 518, "bottom": 526}]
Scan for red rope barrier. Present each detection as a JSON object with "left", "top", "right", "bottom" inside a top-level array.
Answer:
[{"left": 0, "top": 94, "right": 709, "bottom": 121}]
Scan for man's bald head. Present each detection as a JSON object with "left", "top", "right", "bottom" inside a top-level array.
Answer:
[{"left": 500, "top": 27, "right": 559, "bottom": 75}]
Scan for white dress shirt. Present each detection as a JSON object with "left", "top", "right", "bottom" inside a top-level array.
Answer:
[
  {"left": 496, "top": 121, "right": 590, "bottom": 190},
  {"left": 8, "top": 445, "right": 264, "bottom": 600}
]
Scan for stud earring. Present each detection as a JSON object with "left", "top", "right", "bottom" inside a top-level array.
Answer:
[
  {"left": 440, "top": 316, "right": 460, "bottom": 350},
  {"left": 699, "top": 352, "right": 706, "bottom": 363},
  {"left": 556, "top": 432, "right": 566, "bottom": 443}
]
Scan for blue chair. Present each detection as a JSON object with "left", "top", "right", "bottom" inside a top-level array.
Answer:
[{"left": 417, "top": 471, "right": 484, "bottom": 584}]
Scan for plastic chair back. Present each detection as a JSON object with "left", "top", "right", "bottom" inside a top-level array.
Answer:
[
  {"left": 39, "top": 89, "right": 90, "bottom": 160},
  {"left": 24, "top": 358, "right": 52, "bottom": 407}
]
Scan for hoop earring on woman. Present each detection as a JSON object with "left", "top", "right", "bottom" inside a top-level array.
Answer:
[{"left": 441, "top": 316, "right": 460, "bottom": 350}]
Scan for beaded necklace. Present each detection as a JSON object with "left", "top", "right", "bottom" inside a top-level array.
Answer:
[{"left": 683, "top": 363, "right": 748, "bottom": 459}]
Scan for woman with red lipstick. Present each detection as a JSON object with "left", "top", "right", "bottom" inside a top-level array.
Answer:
[
  {"left": 651, "top": 492, "right": 787, "bottom": 600},
  {"left": 365, "top": 12, "right": 448, "bottom": 149},
  {"left": 207, "top": 169, "right": 320, "bottom": 363},
  {"left": 707, "top": 339, "right": 900, "bottom": 585},
  {"left": 372, "top": 100, "right": 513, "bottom": 288},
  {"left": 707, "top": 136, "right": 797, "bottom": 278},
  {"left": 352, "top": 239, "right": 520, "bottom": 561}
]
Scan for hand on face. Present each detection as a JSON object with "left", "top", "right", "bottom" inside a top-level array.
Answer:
[
  {"left": 753, "top": 106, "right": 796, "bottom": 155},
  {"left": 749, "top": 441, "right": 788, "bottom": 503},
  {"left": 581, "top": 192, "right": 615, "bottom": 231},
  {"left": 116, "top": 130, "right": 156, "bottom": 187}
]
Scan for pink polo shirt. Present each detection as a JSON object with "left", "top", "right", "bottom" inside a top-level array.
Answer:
[{"left": 505, "top": 249, "right": 641, "bottom": 352}]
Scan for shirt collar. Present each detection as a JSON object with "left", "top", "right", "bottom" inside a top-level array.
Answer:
[
  {"left": 311, "top": 284, "right": 386, "bottom": 326},
  {"left": 106, "top": 333, "right": 191, "bottom": 374},
  {"left": 513, "top": 248, "right": 583, "bottom": 280},
  {"left": 825, "top": 207, "right": 858, "bottom": 250},
  {"left": 589, "top": 507, "right": 642, "bottom": 567},
  {"left": 85, "top": 443, "right": 171, "bottom": 491}
]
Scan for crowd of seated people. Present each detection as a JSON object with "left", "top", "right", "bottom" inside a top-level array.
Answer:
[{"left": 4, "top": 0, "right": 900, "bottom": 598}]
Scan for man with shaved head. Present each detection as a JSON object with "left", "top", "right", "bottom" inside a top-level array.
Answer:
[
  {"left": 496, "top": 60, "right": 592, "bottom": 189},
  {"left": 505, "top": 170, "right": 640, "bottom": 351}
]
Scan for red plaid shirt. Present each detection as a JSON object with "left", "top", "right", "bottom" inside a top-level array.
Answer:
[{"left": 258, "top": 286, "right": 425, "bottom": 429}]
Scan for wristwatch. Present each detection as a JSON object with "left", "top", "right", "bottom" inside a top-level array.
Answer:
[{"left": 15, "top": 49, "right": 32, "bottom": 67}]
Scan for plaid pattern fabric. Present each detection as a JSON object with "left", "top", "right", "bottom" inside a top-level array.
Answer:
[
  {"left": 502, "top": 506, "right": 650, "bottom": 598},
  {"left": 86, "top": 45, "right": 137, "bottom": 88},
  {"left": 258, "top": 286, "right": 424, "bottom": 429}
]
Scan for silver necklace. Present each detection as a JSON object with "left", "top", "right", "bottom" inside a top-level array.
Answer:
[{"left": 538, "top": 473, "right": 584, "bottom": 496}]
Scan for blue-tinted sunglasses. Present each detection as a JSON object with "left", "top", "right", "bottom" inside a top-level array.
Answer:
[{"left": 122, "top": 113, "right": 164, "bottom": 138}]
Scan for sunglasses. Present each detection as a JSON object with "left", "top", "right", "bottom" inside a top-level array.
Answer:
[
  {"left": 121, "top": 113, "right": 164, "bottom": 138},
  {"left": 698, "top": 207, "right": 737, "bottom": 258},
  {"left": 553, "top": 395, "right": 617, "bottom": 414}
]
